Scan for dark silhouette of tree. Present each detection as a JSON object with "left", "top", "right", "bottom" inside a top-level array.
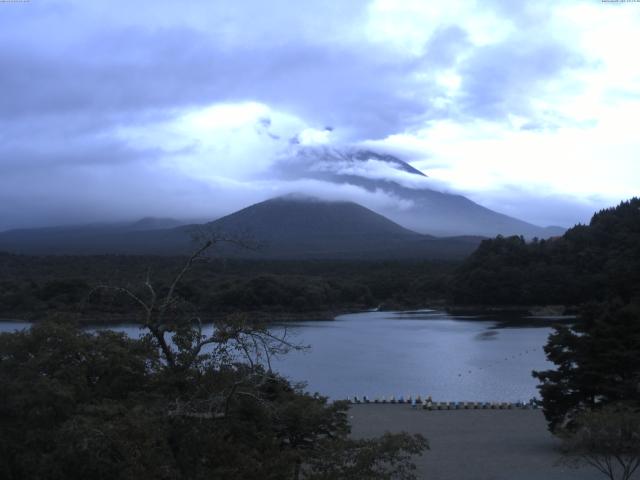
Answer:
[
  {"left": 533, "top": 302, "right": 640, "bottom": 432},
  {"left": 0, "top": 238, "right": 428, "bottom": 479},
  {"left": 450, "top": 198, "right": 640, "bottom": 307},
  {"left": 560, "top": 404, "right": 640, "bottom": 480}
]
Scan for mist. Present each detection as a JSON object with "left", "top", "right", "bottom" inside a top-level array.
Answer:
[{"left": 1, "top": 0, "right": 638, "bottom": 231}]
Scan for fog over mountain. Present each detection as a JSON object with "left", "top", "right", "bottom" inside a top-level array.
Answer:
[
  {"left": 0, "top": 1, "right": 638, "bottom": 231},
  {"left": 0, "top": 196, "right": 483, "bottom": 259},
  {"left": 0, "top": 139, "right": 566, "bottom": 238},
  {"left": 270, "top": 147, "right": 565, "bottom": 237}
]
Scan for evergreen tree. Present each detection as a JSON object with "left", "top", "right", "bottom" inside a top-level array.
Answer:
[{"left": 533, "top": 302, "right": 640, "bottom": 431}]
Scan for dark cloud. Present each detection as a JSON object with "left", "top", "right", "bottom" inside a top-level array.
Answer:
[
  {"left": 0, "top": 28, "right": 224, "bottom": 121},
  {"left": 0, "top": 0, "right": 602, "bottom": 230},
  {"left": 0, "top": 141, "right": 160, "bottom": 170},
  {"left": 420, "top": 25, "right": 471, "bottom": 68},
  {"left": 458, "top": 40, "right": 584, "bottom": 120},
  {"left": 0, "top": 160, "right": 220, "bottom": 231},
  {"left": 0, "top": 1, "right": 474, "bottom": 142},
  {"left": 0, "top": 1, "right": 584, "bottom": 138}
]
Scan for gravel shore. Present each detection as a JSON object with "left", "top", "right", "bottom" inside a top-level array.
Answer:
[{"left": 349, "top": 405, "right": 606, "bottom": 480}]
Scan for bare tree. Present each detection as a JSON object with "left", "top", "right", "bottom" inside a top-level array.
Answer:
[
  {"left": 90, "top": 235, "right": 305, "bottom": 418},
  {"left": 560, "top": 404, "right": 640, "bottom": 480}
]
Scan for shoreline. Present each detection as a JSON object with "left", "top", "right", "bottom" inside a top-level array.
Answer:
[
  {"left": 440, "top": 304, "right": 579, "bottom": 316},
  {"left": 0, "top": 308, "right": 357, "bottom": 325},
  {"left": 0, "top": 303, "right": 580, "bottom": 326}
]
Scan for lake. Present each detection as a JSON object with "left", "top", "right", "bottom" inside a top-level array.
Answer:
[{"left": 0, "top": 309, "right": 566, "bottom": 402}]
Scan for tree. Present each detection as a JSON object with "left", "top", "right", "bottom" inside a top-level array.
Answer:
[
  {"left": 533, "top": 302, "right": 640, "bottom": 432},
  {"left": 1, "top": 238, "right": 428, "bottom": 479},
  {"left": 560, "top": 404, "right": 640, "bottom": 480},
  {"left": 449, "top": 197, "right": 640, "bottom": 307}
]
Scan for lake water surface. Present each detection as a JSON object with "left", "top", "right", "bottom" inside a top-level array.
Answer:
[{"left": 0, "top": 309, "right": 565, "bottom": 402}]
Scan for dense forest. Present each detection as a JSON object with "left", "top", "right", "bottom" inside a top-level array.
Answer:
[
  {"left": 3, "top": 198, "right": 639, "bottom": 323},
  {"left": 450, "top": 198, "right": 640, "bottom": 307},
  {"left": 524, "top": 199, "right": 640, "bottom": 439},
  {"left": 0, "top": 256, "right": 455, "bottom": 323}
]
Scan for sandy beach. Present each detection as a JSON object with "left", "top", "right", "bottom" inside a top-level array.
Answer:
[{"left": 349, "top": 405, "right": 606, "bottom": 480}]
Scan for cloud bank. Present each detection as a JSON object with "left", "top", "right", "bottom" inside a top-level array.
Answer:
[{"left": 0, "top": 0, "right": 638, "bottom": 230}]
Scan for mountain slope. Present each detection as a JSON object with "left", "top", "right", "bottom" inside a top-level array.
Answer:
[
  {"left": 0, "top": 197, "right": 482, "bottom": 259},
  {"left": 207, "top": 195, "right": 422, "bottom": 239},
  {"left": 273, "top": 147, "right": 566, "bottom": 238},
  {"left": 201, "top": 196, "right": 439, "bottom": 258}
]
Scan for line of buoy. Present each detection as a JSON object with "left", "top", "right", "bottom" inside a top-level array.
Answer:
[
  {"left": 453, "top": 346, "right": 541, "bottom": 378},
  {"left": 348, "top": 395, "right": 540, "bottom": 410}
]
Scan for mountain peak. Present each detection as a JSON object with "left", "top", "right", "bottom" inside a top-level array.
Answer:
[
  {"left": 273, "top": 146, "right": 565, "bottom": 238},
  {"left": 210, "top": 194, "right": 419, "bottom": 239},
  {"left": 281, "top": 146, "right": 428, "bottom": 180},
  {"left": 198, "top": 195, "right": 480, "bottom": 259}
]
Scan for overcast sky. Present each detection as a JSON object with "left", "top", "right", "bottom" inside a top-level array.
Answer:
[{"left": 1, "top": 0, "right": 639, "bottom": 231}]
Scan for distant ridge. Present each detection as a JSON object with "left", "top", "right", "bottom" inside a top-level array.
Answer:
[
  {"left": 0, "top": 218, "right": 191, "bottom": 256},
  {"left": 0, "top": 196, "right": 482, "bottom": 259},
  {"left": 200, "top": 196, "right": 485, "bottom": 259},
  {"left": 126, "top": 217, "right": 186, "bottom": 231}
]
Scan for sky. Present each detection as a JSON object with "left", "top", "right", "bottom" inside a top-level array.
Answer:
[{"left": 1, "top": 0, "right": 639, "bottom": 231}]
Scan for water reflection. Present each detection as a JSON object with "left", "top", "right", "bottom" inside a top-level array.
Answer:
[
  {"left": 0, "top": 310, "right": 571, "bottom": 402},
  {"left": 268, "top": 310, "right": 562, "bottom": 401},
  {"left": 474, "top": 331, "right": 499, "bottom": 341}
]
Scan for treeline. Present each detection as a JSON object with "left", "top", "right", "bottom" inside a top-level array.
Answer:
[
  {"left": 514, "top": 199, "right": 640, "bottom": 435},
  {"left": 450, "top": 198, "right": 640, "bottom": 306},
  {"left": 0, "top": 255, "right": 455, "bottom": 321},
  {"left": 5, "top": 198, "right": 637, "bottom": 320}
]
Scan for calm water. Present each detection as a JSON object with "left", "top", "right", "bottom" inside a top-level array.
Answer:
[{"left": 0, "top": 310, "right": 564, "bottom": 402}]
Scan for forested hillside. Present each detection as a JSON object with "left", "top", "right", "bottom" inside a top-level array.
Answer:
[
  {"left": 0, "top": 256, "right": 454, "bottom": 322},
  {"left": 449, "top": 198, "right": 640, "bottom": 306}
]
